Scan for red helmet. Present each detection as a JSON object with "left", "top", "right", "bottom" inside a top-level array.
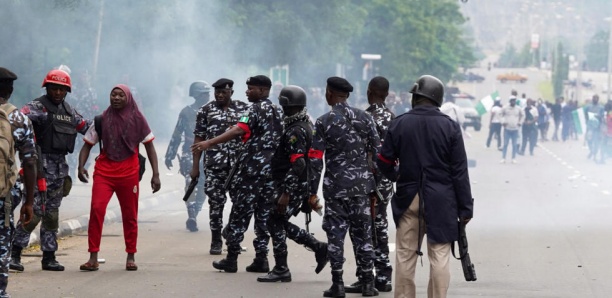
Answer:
[{"left": 42, "top": 69, "right": 72, "bottom": 92}]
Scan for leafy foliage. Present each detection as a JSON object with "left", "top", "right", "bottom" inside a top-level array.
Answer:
[
  {"left": 552, "top": 42, "right": 570, "bottom": 98},
  {"left": 1, "top": 0, "right": 476, "bottom": 136},
  {"left": 585, "top": 29, "right": 609, "bottom": 71}
]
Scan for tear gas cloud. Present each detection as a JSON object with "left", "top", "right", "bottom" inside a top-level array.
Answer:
[{"left": 0, "top": 0, "right": 290, "bottom": 139}]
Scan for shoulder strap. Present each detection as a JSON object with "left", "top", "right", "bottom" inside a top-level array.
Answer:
[
  {"left": 94, "top": 115, "right": 102, "bottom": 151},
  {"left": 0, "top": 103, "right": 17, "bottom": 116},
  {"left": 61, "top": 100, "right": 74, "bottom": 116},
  {"left": 37, "top": 96, "right": 58, "bottom": 114}
]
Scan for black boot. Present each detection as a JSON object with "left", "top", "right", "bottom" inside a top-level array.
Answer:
[
  {"left": 41, "top": 251, "right": 65, "bottom": 271},
  {"left": 212, "top": 252, "right": 238, "bottom": 273},
  {"left": 313, "top": 241, "right": 328, "bottom": 274},
  {"left": 344, "top": 280, "right": 363, "bottom": 294},
  {"left": 361, "top": 271, "right": 379, "bottom": 297},
  {"left": 374, "top": 280, "right": 392, "bottom": 292},
  {"left": 245, "top": 253, "right": 269, "bottom": 273},
  {"left": 210, "top": 230, "right": 223, "bottom": 255},
  {"left": 9, "top": 246, "right": 24, "bottom": 272},
  {"left": 257, "top": 253, "right": 291, "bottom": 282},
  {"left": 323, "top": 270, "right": 345, "bottom": 297},
  {"left": 186, "top": 206, "right": 198, "bottom": 232},
  {"left": 305, "top": 236, "right": 329, "bottom": 274}
]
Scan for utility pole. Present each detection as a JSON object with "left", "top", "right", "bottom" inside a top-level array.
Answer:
[
  {"left": 574, "top": 3, "right": 584, "bottom": 104},
  {"left": 608, "top": 7, "right": 612, "bottom": 101},
  {"left": 92, "top": 0, "right": 105, "bottom": 85}
]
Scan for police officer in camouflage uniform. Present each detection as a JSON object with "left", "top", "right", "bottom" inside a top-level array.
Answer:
[
  {"left": 257, "top": 85, "right": 328, "bottom": 283},
  {"left": 310, "top": 77, "right": 381, "bottom": 297},
  {"left": 192, "top": 75, "right": 282, "bottom": 273},
  {"left": 346, "top": 76, "right": 395, "bottom": 294},
  {"left": 165, "top": 81, "right": 208, "bottom": 232},
  {"left": 191, "top": 78, "right": 247, "bottom": 254},
  {"left": 10, "top": 69, "right": 91, "bottom": 272},
  {"left": 0, "top": 67, "right": 37, "bottom": 298}
]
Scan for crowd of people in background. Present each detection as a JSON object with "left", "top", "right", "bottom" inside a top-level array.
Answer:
[{"left": 485, "top": 90, "right": 612, "bottom": 165}]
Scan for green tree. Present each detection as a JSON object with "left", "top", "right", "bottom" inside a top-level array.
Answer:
[
  {"left": 351, "top": 0, "right": 474, "bottom": 86},
  {"left": 219, "top": 0, "right": 366, "bottom": 86},
  {"left": 585, "top": 29, "right": 609, "bottom": 71},
  {"left": 552, "top": 42, "right": 569, "bottom": 99}
]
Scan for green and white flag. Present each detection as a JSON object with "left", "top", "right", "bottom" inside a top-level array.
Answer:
[
  {"left": 571, "top": 109, "right": 586, "bottom": 135},
  {"left": 475, "top": 91, "right": 499, "bottom": 116}
]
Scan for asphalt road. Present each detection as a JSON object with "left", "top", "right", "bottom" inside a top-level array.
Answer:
[{"left": 8, "top": 68, "right": 612, "bottom": 297}]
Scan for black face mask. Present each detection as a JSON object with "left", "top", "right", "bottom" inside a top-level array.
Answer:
[{"left": 282, "top": 106, "right": 300, "bottom": 117}]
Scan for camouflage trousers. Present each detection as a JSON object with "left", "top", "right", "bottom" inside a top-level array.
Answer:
[
  {"left": 13, "top": 171, "right": 66, "bottom": 252},
  {"left": 268, "top": 194, "right": 313, "bottom": 256},
  {"left": 204, "top": 168, "right": 232, "bottom": 232},
  {"left": 223, "top": 176, "right": 273, "bottom": 256},
  {"left": 0, "top": 187, "right": 22, "bottom": 297},
  {"left": 350, "top": 199, "right": 393, "bottom": 283},
  {"left": 323, "top": 195, "right": 374, "bottom": 272}
]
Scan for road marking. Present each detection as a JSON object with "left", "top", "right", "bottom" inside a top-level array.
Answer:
[{"left": 540, "top": 143, "right": 608, "bottom": 198}]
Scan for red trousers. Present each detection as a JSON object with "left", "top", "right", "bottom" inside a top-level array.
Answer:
[{"left": 88, "top": 172, "right": 140, "bottom": 253}]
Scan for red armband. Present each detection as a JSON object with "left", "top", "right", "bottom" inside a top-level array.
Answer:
[
  {"left": 377, "top": 153, "right": 397, "bottom": 165},
  {"left": 308, "top": 148, "right": 323, "bottom": 159},
  {"left": 290, "top": 153, "right": 304, "bottom": 163},
  {"left": 236, "top": 122, "right": 251, "bottom": 143}
]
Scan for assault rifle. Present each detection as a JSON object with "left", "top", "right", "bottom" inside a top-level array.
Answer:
[
  {"left": 369, "top": 193, "right": 379, "bottom": 246},
  {"left": 453, "top": 221, "right": 477, "bottom": 281},
  {"left": 223, "top": 149, "right": 245, "bottom": 191}
]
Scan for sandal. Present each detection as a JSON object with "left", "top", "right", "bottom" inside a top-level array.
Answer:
[
  {"left": 126, "top": 262, "right": 138, "bottom": 271},
  {"left": 79, "top": 261, "right": 99, "bottom": 271}
]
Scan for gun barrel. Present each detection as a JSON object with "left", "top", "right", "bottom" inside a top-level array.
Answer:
[
  {"left": 182, "top": 177, "right": 199, "bottom": 202},
  {"left": 458, "top": 222, "right": 477, "bottom": 281}
]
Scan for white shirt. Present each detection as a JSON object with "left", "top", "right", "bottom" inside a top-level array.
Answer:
[
  {"left": 490, "top": 106, "right": 503, "bottom": 123},
  {"left": 440, "top": 102, "right": 465, "bottom": 125}
]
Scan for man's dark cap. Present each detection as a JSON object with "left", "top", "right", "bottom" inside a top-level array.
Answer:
[
  {"left": 212, "top": 78, "right": 234, "bottom": 89},
  {"left": 0, "top": 67, "right": 18, "bottom": 83},
  {"left": 327, "top": 76, "right": 353, "bottom": 93},
  {"left": 246, "top": 75, "right": 272, "bottom": 88}
]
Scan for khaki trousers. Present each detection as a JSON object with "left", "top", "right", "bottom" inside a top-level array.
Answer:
[{"left": 394, "top": 194, "right": 451, "bottom": 298}]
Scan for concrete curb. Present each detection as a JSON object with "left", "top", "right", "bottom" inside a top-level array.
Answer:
[{"left": 27, "top": 190, "right": 182, "bottom": 246}]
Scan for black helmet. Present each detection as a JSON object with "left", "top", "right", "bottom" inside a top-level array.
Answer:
[
  {"left": 410, "top": 75, "right": 444, "bottom": 107},
  {"left": 278, "top": 85, "right": 307, "bottom": 107},
  {"left": 189, "top": 81, "right": 211, "bottom": 96}
]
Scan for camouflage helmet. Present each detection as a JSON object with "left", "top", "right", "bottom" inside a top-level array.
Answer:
[
  {"left": 278, "top": 85, "right": 307, "bottom": 107},
  {"left": 410, "top": 75, "right": 444, "bottom": 107},
  {"left": 189, "top": 81, "right": 211, "bottom": 96}
]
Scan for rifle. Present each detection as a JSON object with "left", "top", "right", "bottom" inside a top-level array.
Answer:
[
  {"left": 223, "top": 149, "right": 244, "bottom": 191},
  {"left": 452, "top": 221, "right": 477, "bottom": 281},
  {"left": 305, "top": 210, "right": 311, "bottom": 234},
  {"left": 182, "top": 176, "right": 199, "bottom": 202},
  {"left": 370, "top": 194, "right": 378, "bottom": 246},
  {"left": 35, "top": 145, "right": 47, "bottom": 216}
]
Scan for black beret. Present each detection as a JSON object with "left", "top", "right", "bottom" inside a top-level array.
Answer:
[
  {"left": 327, "top": 76, "right": 353, "bottom": 93},
  {"left": 246, "top": 75, "right": 272, "bottom": 88},
  {"left": 0, "top": 67, "right": 18, "bottom": 82},
  {"left": 212, "top": 78, "right": 234, "bottom": 89}
]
